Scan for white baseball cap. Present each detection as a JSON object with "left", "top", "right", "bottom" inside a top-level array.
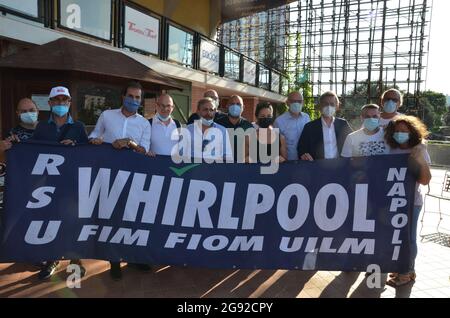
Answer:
[{"left": 49, "top": 86, "right": 71, "bottom": 99}]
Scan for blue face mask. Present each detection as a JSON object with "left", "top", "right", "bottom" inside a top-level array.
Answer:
[
  {"left": 383, "top": 100, "right": 397, "bottom": 114},
  {"left": 363, "top": 118, "right": 380, "bottom": 132},
  {"left": 200, "top": 117, "right": 214, "bottom": 127},
  {"left": 52, "top": 105, "right": 69, "bottom": 117},
  {"left": 228, "top": 104, "right": 242, "bottom": 118},
  {"left": 157, "top": 113, "right": 171, "bottom": 122},
  {"left": 20, "top": 112, "right": 38, "bottom": 124},
  {"left": 393, "top": 132, "right": 410, "bottom": 144},
  {"left": 289, "top": 102, "right": 303, "bottom": 113},
  {"left": 123, "top": 96, "right": 140, "bottom": 113}
]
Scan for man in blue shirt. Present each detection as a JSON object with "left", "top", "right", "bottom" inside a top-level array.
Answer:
[
  {"left": 32, "top": 86, "right": 88, "bottom": 145},
  {"left": 274, "top": 91, "right": 311, "bottom": 161},
  {"left": 32, "top": 86, "right": 88, "bottom": 280}
]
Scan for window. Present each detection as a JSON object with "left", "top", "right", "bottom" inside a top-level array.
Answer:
[
  {"left": 168, "top": 25, "right": 194, "bottom": 67},
  {"left": 259, "top": 65, "right": 270, "bottom": 90},
  {"left": 224, "top": 49, "right": 240, "bottom": 80},
  {"left": 59, "top": 0, "right": 112, "bottom": 41}
]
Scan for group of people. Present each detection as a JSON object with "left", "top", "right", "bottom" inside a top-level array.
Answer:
[{"left": 0, "top": 82, "right": 431, "bottom": 287}]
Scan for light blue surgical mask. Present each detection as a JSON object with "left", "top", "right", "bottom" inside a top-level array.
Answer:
[
  {"left": 51, "top": 105, "right": 69, "bottom": 117},
  {"left": 123, "top": 96, "right": 140, "bottom": 113},
  {"left": 393, "top": 132, "right": 410, "bottom": 144},
  {"left": 383, "top": 100, "right": 397, "bottom": 114},
  {"left": 157, "top": 113, "right": 171, "bottom": 122},
  {"left": 200, "top": 117, "right": 214, "bottom": 127},
  {"left": 20, "top": 112, "right": 38, "bottom": 124},
  {"left": 228, "top": 104, "right": 242, "bottom": 118},
  {"left": 322, "top": 105, "right": 336, "bottom": 117},
  {"left": 289, "top": 102, "right": 303, "bottom": 113},
  {"left": 363, "top": 118, "right": 380, "bottom": 132}
]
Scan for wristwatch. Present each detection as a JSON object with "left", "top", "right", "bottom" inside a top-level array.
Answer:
[{"left": 127, "top": 139, "right": 139, "bottom": 151}]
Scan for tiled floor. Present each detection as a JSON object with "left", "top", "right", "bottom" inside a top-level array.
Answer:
[{"left": 0, "top": 168, "right": 449, "bottom": 298}]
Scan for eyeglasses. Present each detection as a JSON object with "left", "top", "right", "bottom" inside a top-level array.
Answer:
[{"left": 158, "top": 104, "right": 174, "bottom": 109}]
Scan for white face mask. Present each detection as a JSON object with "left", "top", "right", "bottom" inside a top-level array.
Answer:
[{"left": 322, "top": 105, "right": 336, "bottom": 117}]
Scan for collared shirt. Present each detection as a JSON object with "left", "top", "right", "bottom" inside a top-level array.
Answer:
[
  {"left": 89, "top": 108, "right": 151, "bottom": 152},
  {"left": 32, "top": 114, "right": 88, "bottom": 143},
  {"left": 341, "top": 127, "right": 389, "bottom": 157},
  {"left": 183, "top": 122, "right": 233, "bottom": 162},
  {"left": 321, "top": 117, "right": 338, "bottom": 159},
  {"left": 274, "top": 111, "right": 311, "bottom": 160},
  {"left": 150, "top": 116, "right": 180, "bottom": 156}
]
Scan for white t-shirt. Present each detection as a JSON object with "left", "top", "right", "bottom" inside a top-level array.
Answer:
[
  {"left": 379, "top": 112, "right": 402, "bottom": 128},
  {"left": 341, "top": 128, "right": 389, "bottom": 157},
  {"left": 390, "top": 145, "right": 431, "bottom": 206}
]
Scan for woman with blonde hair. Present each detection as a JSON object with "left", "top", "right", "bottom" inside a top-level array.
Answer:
[{"left": 384, "top": 115, "right": 432, "bottom": 287}]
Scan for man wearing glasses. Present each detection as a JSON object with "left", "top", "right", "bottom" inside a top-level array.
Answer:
[
  {"left": 148, "top": 94, "right": 181, "bottom": 157},
  {"left": 187, "top": 89, "right": 226, "bottom": 124}
]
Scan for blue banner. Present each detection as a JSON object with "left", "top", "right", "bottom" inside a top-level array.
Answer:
[{"left": 0, "top": 142, "right": 416, "bottom": 272}]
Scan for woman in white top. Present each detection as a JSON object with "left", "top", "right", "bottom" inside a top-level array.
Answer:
[{"left": 384, "top": 115, "right": 432, "bottom": 287}]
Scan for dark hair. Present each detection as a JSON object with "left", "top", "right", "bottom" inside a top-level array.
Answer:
[
  {"left": 122, "top": 81, "right": 143, "bottom": 96},
  {"left": 255, "top": 102, "right": 273, "bottom": 117},
  {"left": 197, "top": 97, "right": 215, "bottom": 110},
  {"left": 384, "top": 115, "right": 429, "bottom": 149}
]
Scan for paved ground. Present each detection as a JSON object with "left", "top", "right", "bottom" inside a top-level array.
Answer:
[{"left": 0, "top": 168, "right": 449, "bottom": 298}]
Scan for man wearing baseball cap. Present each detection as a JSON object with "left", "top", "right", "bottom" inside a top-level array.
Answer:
[
  {"left": 32, "top": 86, "right": 88, "bottom": 145},
  {"left": 31, "top": 86, "right": 89, "bottom": 280}
]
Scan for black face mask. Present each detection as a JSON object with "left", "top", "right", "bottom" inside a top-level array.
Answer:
[{"left": 258, "top": 117, "right": 274, "bottom": 128}]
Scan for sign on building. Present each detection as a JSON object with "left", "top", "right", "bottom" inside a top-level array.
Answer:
[
  {"left": 59, "top": 0, "right": 111, "bottom": 41},
  {"left": 124, "top": 6, "right": 160, "bottom": 55},
  {"left": 199, "top": 39, "right": 220, "bottom": 74}
]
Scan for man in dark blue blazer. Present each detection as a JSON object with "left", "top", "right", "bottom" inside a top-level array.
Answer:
[{"left": 298, "top": 91, "right": 353, "bottom": 161}]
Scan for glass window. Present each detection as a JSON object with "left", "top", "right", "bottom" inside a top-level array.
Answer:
[
  {"left": 59, "top": 0, "right": 111, "bottom": 40},
  {"left": 0, "top": 0, "right": 39, "bottom": 18},
  {"left": 224, "top": 49, "right": 240, "bottom": 80},
  {"left": 168, "top": 25, "right": 194, "bottom": 67},
  {"left": 259, "top": 65, "right": 270, "bottom": 90}
]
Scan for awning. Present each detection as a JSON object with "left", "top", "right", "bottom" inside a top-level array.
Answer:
[{"left": 0, "top": 37, "right": 183, "bottom": 91}]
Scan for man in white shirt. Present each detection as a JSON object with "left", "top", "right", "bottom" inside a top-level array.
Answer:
[
  {"left": 274, "top": 91, "right": 311, "bottom": 161},
  {"left": 88, "top": 81, "right": 151, "bottom": 280},
  {"left": 89, "top": 81, "right": 150, "bottom": 154},
  {"left": 148, "top": 94, "right": 180, "bottom": 156},
  {"left": 298, "top": 91, "right": 353, "bottom": 161},
  {"left": 181, "top": 98, "right": 233, "bottom": 163},
  {"left": 341, "top": 104, "right": 389, "bottom": 157},
  {"left": 379, "top": 88, "right": 403, "bottom": 128}
]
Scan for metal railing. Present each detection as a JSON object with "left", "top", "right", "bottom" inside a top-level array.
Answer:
[{"left": 0, "top": 0, "right": 288, "bottom": 95}]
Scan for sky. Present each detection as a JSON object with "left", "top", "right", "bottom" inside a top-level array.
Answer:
[{"left": 425, "top": 0, "right": 450, "bottom": 95}]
